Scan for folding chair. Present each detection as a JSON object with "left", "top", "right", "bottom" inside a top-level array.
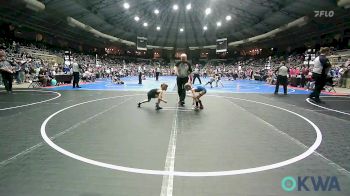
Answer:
[
  {"left": 324, "top": 84, "right": 336, "bottom": 93},
  {"left": 324, "top": 77, "right": 337, "bottom": 93},
  {"left": 28, "top": 76, "right": 42, "bottom": 88}
]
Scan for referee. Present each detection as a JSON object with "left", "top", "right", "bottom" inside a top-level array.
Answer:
[
  {"left": 274, "top": 62, "right": 289, "bottom": 95},
  {"left": 138, "top": 65, "right": 143, "bottom": 84},
  {"left": 309, "top": 47, "right": 332, "bottom": 103},
  {"left": 72, "top": 59, "right": 82, "bottom": 88},
  {"left": 155, "top": 64, "right": 161, "bottom": 81},
  {"left": 192, "top": 64, "right": 202, "bottom": 84},
  {"left": 174, "top": 53, "right": 192, "bottom": 107}
]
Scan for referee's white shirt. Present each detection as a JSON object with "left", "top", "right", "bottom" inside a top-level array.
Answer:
[
  {"left": 138, "top": 66, "right": 142, "bottom": 73},
  {"left": 277, "top": 66, "right": 288, "bottom": 76},
  {"left": 72, "top": 62, "right": 80, "bottom": 72}
]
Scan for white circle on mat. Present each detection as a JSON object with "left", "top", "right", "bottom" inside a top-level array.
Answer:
[
  {"left": 41, "top": 94, "right": 322, "bottom": 177},
  {"left": 306, "top": 96, "right": 350, "bottom": 116},
  {"left": 0, "top": 90, "right": 61, "bottom": 111}
]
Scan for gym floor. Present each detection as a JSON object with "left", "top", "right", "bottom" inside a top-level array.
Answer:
[{"left": 0, "top": 77, "right": 350, "bottom": 196}]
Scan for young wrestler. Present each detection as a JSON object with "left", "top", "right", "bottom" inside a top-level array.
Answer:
[
  {"left": 215, "top": 73, "right": 224, "bottom": 87},
  {"left": 204, "top": 75, "right": 215, "bottom": 88},
  {"left": 137, "top": 83, "right": 168, "bottom": 110},
  {"left": 112, "top": 76, "right": 124, "bottom": 84},
  {"left": 185, "top": 83, "right": 206, "bottom": 110}
]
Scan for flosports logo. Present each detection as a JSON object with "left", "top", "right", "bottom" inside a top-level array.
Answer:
[
  {"left": 314, "top": 10, "right": 334, "bottom": 18},
  {"left": 281, "top": 176, "right": 341, "bottom": 192}
]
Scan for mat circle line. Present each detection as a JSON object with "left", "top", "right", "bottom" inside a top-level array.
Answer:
[
  {"left": 41, "top": 94, "right": 322, "bottom": 177},
  {"left": 306, "top": 96, "right": 350, "bottom": 116},
  {"left": 0, "top": 90, "right": 61, "bottom": 111}
]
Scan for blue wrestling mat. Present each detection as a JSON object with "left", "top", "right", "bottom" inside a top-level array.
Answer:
[{"left": 49, "top": 76, "right": 311, "bottom": 94}]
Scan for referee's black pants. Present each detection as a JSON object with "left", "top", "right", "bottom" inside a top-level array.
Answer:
[
  {"left": 177, "top": 76, "right": 188, "bottom": 103},
  {"left": 1, "top": 71, "right": 13, "bottom": 92},
  {"left": 309, "top": 73, "right": 326, "bottom": 101},
  {"left": 156, "top": 72, "right": 160, "bottom": 81},
  {"left": 274, "top": 75, "right": 288, "bottom": 94},
  {"left": 193, "top": 74, "right": 202, "bottom": 84},
  {"left": 138, "top": 72, "right": 142, "bottom": 84},
  {"left": 73, "top": 72, "right": 80, "bottom": 88},
  {"left": 301, "top": 74, "right": 306, "bottom": 87}
]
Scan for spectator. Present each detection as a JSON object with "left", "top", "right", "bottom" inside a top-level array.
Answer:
[{"left": 0, "top": 50, "right": 14, "bottom": 93}]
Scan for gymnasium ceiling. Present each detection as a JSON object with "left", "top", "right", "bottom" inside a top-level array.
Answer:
[{"left": 0, "top": 0, "right": 348, "bottom": 49}]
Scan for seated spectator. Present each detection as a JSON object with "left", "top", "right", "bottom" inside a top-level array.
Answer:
[{"left": 38, "top": 68, "right": 50, "bottom": 87}]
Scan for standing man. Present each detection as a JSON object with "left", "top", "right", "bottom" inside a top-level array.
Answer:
[
  {"left": 72, "top": 59, "right": 82, "bottom": 88},
  {"left": 309, "top": 47, "right": 332, "bottom": 103},
  {"left": 192, "top": 64, "right": 202, "bottom": 84},
  {"left": 300, "top": 65, "right": 309, "bottom": 88},
  {"left": 138, "top": 64, "right": 143, "bottom": 84},
  {"left": 0, "top": 50, "right": 14, "bottom": 93},
  {"left": 155, "top": 64, "right": 161, "bottom": 81},
  {"left": 274, "top": 62, "right": 289, "bottom": 95},
  {"left": 174, "top": 53, "right": 192, "bottom": 107}
]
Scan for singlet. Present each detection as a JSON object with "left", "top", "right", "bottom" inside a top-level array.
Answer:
[
  {"left": 194, "top": 86, "right": 206, "bottom": 92},
  {"left": 148, "top": 88, "right": 160, "bottom": 97}
]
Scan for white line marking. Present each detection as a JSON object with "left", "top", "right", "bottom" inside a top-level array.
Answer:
[
  {"left": 162, "top": 107, "right": 186, "bottom": 109},
  {"left": 319, "top": 100, "right": 350, "bottom": 102},
  {"left": 161, "top": 107, "right": 194, "bottom": 112},
  {"left": 306, "top": 98, "right": 350, "bottom": 116},
  {"left": 226, "top": 99, "right": 350, "bottom": 176},
  {"left": 0, "top": 90, "right": 61, "bottom": 111},
  {"left": 41, "top": 94, "right": 323, "bottom": 177},
  {"left": 0, "top": 97, "right": 132, "bottom": 168},
  {"left": 161, "top": 109, "right": 193, "bottom": 112},
  {"left": 160, "top": 107, "right": 179, "bottom": 196},
  {"left": 0, "top": 143, "right": 44, "bottom": 167}
]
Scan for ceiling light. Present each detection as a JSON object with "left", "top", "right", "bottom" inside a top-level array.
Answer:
[
  {"left": 143, "top": 22, "right": 148, "bottom": 27},
  {"left": 180, "top": 28, "right": 184, "bottom": 32},
  {"left": 203, "top": 26, "right": 208, "bottom": 31},
  {"left": 123, "top": 2, "right": 130, "bottom": 9},
  {"left": 205, "top": 8, "right": 211, "bottom": 15},
  {"left": 173, "top": 4, "right": 178, "bottom": 10},
  {"left": 134, "top": 16, "right": 140, "bottom": 21},
  {"left": 226, "top": 15, "right": 232, "bottom": 21},
  {"left": 154, "top": 9, "right": 159, "bottom": 15},
  {"left": 156, "top": 26, "right": 161, "bottom": 31},
  {"left": 216, "top": 21, "right": 222, "bottom": 27},
  {"left": 186, "top": 3, "right": 191, "bottom": 10}
]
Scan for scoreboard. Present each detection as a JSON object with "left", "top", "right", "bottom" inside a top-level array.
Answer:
[
  {"left": 216, "top": 38, "right": 227, "bottom": 53},
  {"left": 137, "top": 37, "right": 147, "bottom": 51}
]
